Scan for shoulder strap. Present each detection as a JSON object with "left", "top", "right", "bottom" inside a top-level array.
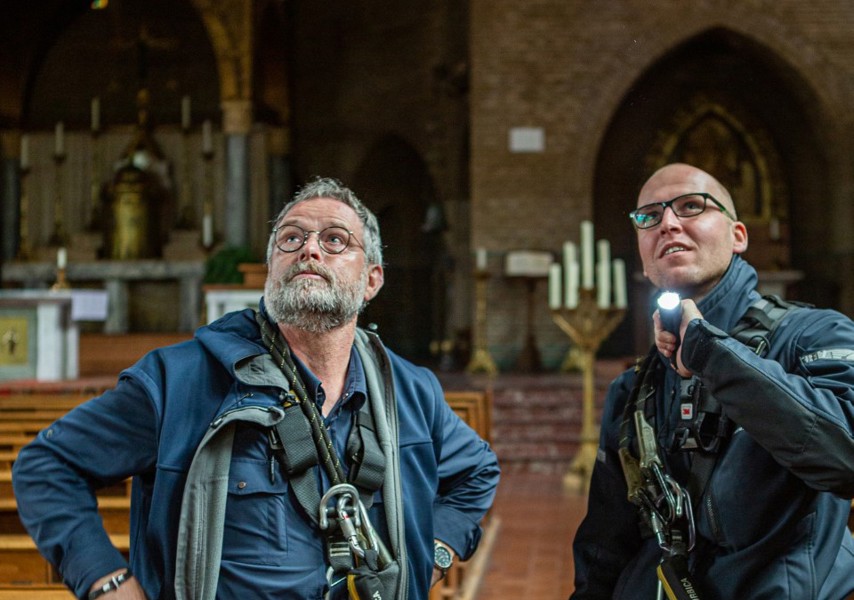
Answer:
[{"left": 729, "top": 294, "right": 808, "bottom": 357}]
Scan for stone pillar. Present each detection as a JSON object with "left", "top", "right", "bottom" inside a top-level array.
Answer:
[
  {"left": 267, "top": 126, "right": 293, "bottom": 219},
  {"left": 0, "top": 131, "right": 22, "bottom": 262},
  {"left": 221, "top": 99, "right": 253, "bottom": 248}
]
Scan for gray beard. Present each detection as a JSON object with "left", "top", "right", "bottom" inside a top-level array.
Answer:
[{"left": 264, "top": 261, "right": 367, "bottom": 333}]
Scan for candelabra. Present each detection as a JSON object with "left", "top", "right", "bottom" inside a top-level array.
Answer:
[
  {"left": 48, "top": 152, "right": 68, "bottom": 247},
  {"left": 551, "top": 289, "right": 625, "bottom": 491},
  {"left": 17, "top": 162, "right": 31, "bottom": 260},
  {"left": 50, "top": 266, "right": 70, "bottom": 292},
  {"left": 466, "top": 269, "right": 498, "bottom": 375},
  {"left": 201, "top": 146, "right": 215, "bottom": 250},
  {"left": 87, "top": 130, "right": 102, "bottom": 230}
]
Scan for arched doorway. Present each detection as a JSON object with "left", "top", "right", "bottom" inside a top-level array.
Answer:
[
  {"left": 594, "top": 27, "right": 829, "bottom": 355},
  {"left": 352, "top": 136, "right": 445, "bottom": 364}
]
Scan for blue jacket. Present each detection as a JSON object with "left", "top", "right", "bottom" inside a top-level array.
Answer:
[
  {"left": 572, "top": 257, "right": 854, "bottom": 599},
  {"left": 13, "top": 308, "right": 500, "bottom": 600}
]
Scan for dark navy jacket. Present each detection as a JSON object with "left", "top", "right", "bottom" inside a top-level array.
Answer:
[
  {"left": 573, "top": 257, "right": 854, "bottom": 599},
  {"left": 13, "top": 308, "right": 500, "bottom": 599}
]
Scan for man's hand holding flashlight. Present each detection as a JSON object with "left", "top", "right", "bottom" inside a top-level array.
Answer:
[{"left": 653, "top": 292, "right": 703, "bottom": 378}]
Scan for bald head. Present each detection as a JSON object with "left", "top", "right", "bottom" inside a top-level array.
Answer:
[{"left": 639, "top": 163, "right": 737, "bottom": 218}]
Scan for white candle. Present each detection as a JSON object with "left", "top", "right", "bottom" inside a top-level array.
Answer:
[
  {"left": 580, "top": 220, "right": 594, "bottom": 289},
  {"left": 563, "top": 241, "right": 579, "bottom": 309},
  {"left": 769, "top": 217, "right": 780, "bottom": 241},
  {"left": 57, "top": 247, "right": 67, "bottom": 270},
  {"left": 202, "top": 119, "right": 212, "bottom": 154},
  {"left": 54, "top": 121, "right": 65, "bottom": 156},
  {"left": 613, "top": 258, "right": 627, "bottom": 309},
  {"left": 181, "top": 95, "right": 191, "bottom": 130},
  {"left": 476, "top": 248, "right": 487, "bottom": 271},
  {"left": 19, "top": 134, "right": 29, "bottom": 170},
  {"left": 203, "top": 214, "right": 213, "bottom": 247},
  {"left": 91, "top": 97, "right": 101, "bottom": 132},
  {"left": 548, "top": 263, "right": 562, "bottom": 309},
  {"left": 596, "top": 239, "right": 611, "bottom": 308}
]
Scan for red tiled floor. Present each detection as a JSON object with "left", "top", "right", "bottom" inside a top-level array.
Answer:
[{"left": 476, "top": 469, "right": 586, "bottom": 600}]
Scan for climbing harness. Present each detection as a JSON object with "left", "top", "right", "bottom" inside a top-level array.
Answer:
[
  {"left": 256, "top": 312, "right": 398, "bottom": 600},
  {"left": 619, "top": 294, "right": 806, "bottom": 599}
]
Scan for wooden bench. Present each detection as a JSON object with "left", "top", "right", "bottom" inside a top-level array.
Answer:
[
  {"left": 0, "top": 535, "right": 128, "bottom": 587},
  {"left": 0, "top": 497, "right": 131, "bottom": 536},
  {"left": 0, "top": 586, "right": 74, "bottom": 599},
  {"left": 430, "top": 389, "right": 494, "bottom": 600}
]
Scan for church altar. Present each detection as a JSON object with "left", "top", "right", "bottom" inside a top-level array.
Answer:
[{"left": 1, "top": 260, "right": 205, "bottom": 334}]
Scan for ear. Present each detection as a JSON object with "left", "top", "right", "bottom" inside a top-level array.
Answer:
[
  {"left": 364, "top": 264, "right": 384, "bottom": 302},
  {"left": 731, "top": 221, "right": 748, "bottom": 254}
]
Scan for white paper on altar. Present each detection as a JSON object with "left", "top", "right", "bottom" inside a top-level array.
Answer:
[{"left": 71, "top": 290, "right": 109, "bottom": 321}]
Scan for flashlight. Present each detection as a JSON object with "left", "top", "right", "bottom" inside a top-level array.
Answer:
[{"left": 657, "top": 291, "right": 682, "bottom": 350}]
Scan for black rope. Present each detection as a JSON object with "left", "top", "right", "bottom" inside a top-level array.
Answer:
[{"left": 256, "top": 312, "right": 346, "bottom": 486}]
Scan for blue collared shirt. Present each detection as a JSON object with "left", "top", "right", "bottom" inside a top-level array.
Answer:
[{"left": 217, "top": 347, "right": 367, "bottom": 599}]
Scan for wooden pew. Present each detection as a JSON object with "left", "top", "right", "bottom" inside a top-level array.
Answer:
[
  {"left": 430, "top": 389, "right": 494, "bottom": 600},
  {"left": 0, "top": 535, "right": 128, "bottom": 587}
]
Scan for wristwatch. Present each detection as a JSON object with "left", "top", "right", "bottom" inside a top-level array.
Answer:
[{"left": 434, "top": 541, "right": 453, "bottom": 579}]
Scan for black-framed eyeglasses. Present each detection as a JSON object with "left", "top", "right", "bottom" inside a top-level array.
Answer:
[
  {"left": 272, "top": 224, "right": 365, "bottom": 254},
  {"left": 629, "top": 192, "right": 735, "bottom": 230}
]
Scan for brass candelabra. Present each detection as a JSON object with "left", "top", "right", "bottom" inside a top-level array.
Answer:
[
  {"left": 466, "top": 269, "right": 498, "bottom": 375},
  {"left": 551, "top": 289, "right": 625, "bottom": 491}
]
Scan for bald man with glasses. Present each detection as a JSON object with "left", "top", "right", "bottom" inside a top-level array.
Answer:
[{"left": 571, "top": 163, "right": 854, "bottom": 599}]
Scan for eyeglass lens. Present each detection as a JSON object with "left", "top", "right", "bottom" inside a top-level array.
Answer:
[
  {"left": 276, "top": 225, "right": 351, "bottom": 253},
  {"left": 632, "top": 194, "right": 710, "bottom": 229}
]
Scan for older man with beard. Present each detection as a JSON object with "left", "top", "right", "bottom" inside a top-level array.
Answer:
[{"left": 13, "top": 178, "right": 500, "bottom": 600}]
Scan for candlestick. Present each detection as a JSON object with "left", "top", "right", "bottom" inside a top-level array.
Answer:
[
  {"left": 613, "top": 258, "right": 627, "bottom": 309},
  {"left": 551, "top": 290, "right": 626, "bottom": 491},
  {"left": 19, "top": 134, "right": 29, "bottom": 170},
  {"left": 580, "top": 220, "right": 594, "bottom": 289},
  {"left": 202, "top": 119, "right": 213, "bottom": 155},
  {"left": 466, "top": 270, "right": 499, "bottom": 375},
  {"left": 562, "top": 242, "right": 578, "bottom": 309},
  {"left": 202, "top": 214, "right": 213, "bottom": 248},
  {"left": 596, "top": 239, "right": 611, "bottom": 308},
  {"left": 548, "top": 263, "right": 562, "bottom": 309},
  {"left": 91, "top": 97, "right": 101, "bottom": 132},
  {"left": 17, "top": 149, "right": 32, "bottom": 260},
  {"left": 54, "top": 121, "right": 65, "bottom": 157},
  {"left": 57, "top": 247, "right": 67, "bottom": 270},
  {"left": 476, "top": 248, "right": 487, "bottom": 271},
  {"left": 181, "top": 95, "right": 191, "bottom": 131}
]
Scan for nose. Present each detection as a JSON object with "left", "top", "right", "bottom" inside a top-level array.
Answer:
[
  {"left": 298, "top": 231, "right": 324, "bottom": 261},
  {"left": 659, "top": 205, "right": 683, "bottom": 232}
]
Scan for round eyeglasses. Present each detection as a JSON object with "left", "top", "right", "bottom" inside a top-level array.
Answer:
[
  {"left": 272, "top": 224, "right": 364, "bottom": 254},
  {"left": 629, "top": 192, "right": 735, "bottom": 230}
]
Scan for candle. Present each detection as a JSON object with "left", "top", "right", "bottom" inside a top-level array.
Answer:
[
  {"left": 20, "top": 134, "right": 29, "bottom": 170},
  {"left": 769, "top": 217, "right": 780, "bottom": 241},
  {"left": 596, "top": 239, "right": 611, "bottom": 308},
  {"left": 476, "top": 248, "right": 487, "bottom": 271},
  {"left": 202, "top": 119, "right": 212, "bottom": 154},
  {"left": 203, "top": 214, "right": 213, "bottom": 247},
  {"left": 548, "top": 263, "right": 562, "bottom": 309},
  {"left": 181, "top": 95, "right": 191, "bottom": 130},
  {"left": 57, "top": 247, "right": 67, "bottom": 270},
  {"left": 562, "top": 241, "right": 579, "bottom": 309},
  {"left": 613, "top": 258, "right": 627, "bottom": 309},
  {"left": 54, "top": 121, "right": 65, "bottom": 156},
  {"left": 91, "top": 97, "right": 101, "bottom": 132},
  {"left": 580, "top": 220, "right": 594, "bottom": 289}
]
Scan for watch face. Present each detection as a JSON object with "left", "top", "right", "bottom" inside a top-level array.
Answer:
[{"left": 434, "top": 543, "right": 453, "bottom": 569}]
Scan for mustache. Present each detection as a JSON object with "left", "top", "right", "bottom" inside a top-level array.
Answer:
[{"left": 283, "top": 261, "right": 333, "bottom": 283}]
